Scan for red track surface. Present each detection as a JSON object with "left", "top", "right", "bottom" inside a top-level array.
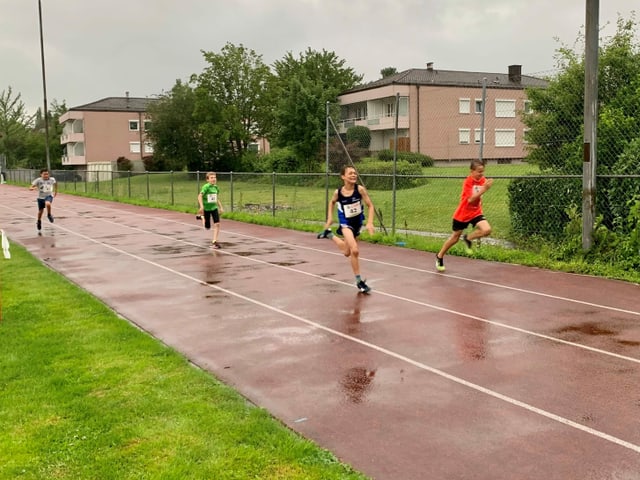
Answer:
[{"left": 2, "top": 185, "right": 640, "bottom": 480}]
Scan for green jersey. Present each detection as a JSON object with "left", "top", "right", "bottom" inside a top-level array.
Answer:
[{"left": 200, "top": 183, "right": 220, "bottom": 210}]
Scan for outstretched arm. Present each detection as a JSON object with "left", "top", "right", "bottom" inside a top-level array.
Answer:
[
  {"left": 323, "top": 190, "right": 338, "bottom": 230},
  {"left": 360, "top": 186, "right": 376, "bottom": 235}
]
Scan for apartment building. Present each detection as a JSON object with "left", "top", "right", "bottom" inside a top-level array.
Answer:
[
  {"left": 59, "top": 95, "right": 158, "bottom": 173},
  {"left": 337, "top": 64, "right": 548, "bottom": 163}
]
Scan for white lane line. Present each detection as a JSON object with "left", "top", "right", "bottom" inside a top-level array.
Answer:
[
  {"left": 33, "top": 220, "right": 640, "bottom": 454},
  {"left": 4, "top": 198, "right": 640, "bottom": 366},
  {"left": 69, "top": 199, "right": 640, "bottom": 318},
  {"left": 84, "top": 213, "right": 640, "bottom": 367}
]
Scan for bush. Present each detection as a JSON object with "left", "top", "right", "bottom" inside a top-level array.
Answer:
[
  {"left": 116, "top": 156, "right": 133, "bottom": 171},
  {"left": 356, "top": 160, "right": 425, "bottom": 190},
  {"left": 346, "top": 126, "right": 371, "bottom": 149},
  {"left": 376, "top": 149, "right": 434, "bottom": 167},
  {"left": 261, "top": 147, "right": 301, "bottom": 173},
  {"left": 508, "top": 175, "right": 581, "bottom": 241}
]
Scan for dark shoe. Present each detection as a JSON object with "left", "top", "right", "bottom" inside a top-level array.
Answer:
[
  {"left": 212, "top": 242, "right": 221, "bottom": 249},
  {"left": 47, "top": 214, "right": 54, "bottom": 223},
  {"left": 356, "top": 279, "right": 371, "bottom": 294},
  {"left": 435, "top": 255, "right": 445, "bottom": 272},
  {"left": 462, "top": 234, "right": 473, "bottom": 254},
  {"left": 317, "top": 228, "right": 333, "bottom": 239},
  {"left": 195, "top": 215, "right": 202, "bottom": 220},
  {"left": 36, "top": 220, "right": 42, "bottom": 231}
]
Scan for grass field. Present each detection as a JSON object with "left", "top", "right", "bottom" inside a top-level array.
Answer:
[
  {"left": 52, "top": 164, "right": 540, "bottom": 240},
  {"left": 0, "top": 245, "right": 369, "bottom": 480}
]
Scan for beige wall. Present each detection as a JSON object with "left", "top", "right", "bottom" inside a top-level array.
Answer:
[
  {"left": 414, "top": 85, "right": 529, "bottom": 161},
  {"left": 83, "top": 111, "right": 149, "bottom": 164}
]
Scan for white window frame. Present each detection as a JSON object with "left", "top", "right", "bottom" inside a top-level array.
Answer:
[
  {"left": 523, "top": 100, "right": 532, "bottom": 114},
  {"left": 458, "top": 128, "right": 471, "bottom": 144},
  {"left": 144, "top": 142, "right": 154, "bottom": 154},
  {"left": 459, "top": 98, "right": 471, "bottom": 114},
  {"left": 474, "top": 99, "right": 483, "bottom": 114},
  {"left": 495, "top": 129, "right": 516, "bottom": 147},
  {"left": 474, "top": 128, "right": 486, "bottom": 144},
  {"left": 143, "top": 120, "right": 152, "bottom": 131},
  {"left": 129, "top": 120, "right": 140, "bottom": 131},
  {"left": 129, "top": 141, "right": 141, "bottom": 153},
  {"left": 495, "top": 99, "right": 516, "bottom": 118}
]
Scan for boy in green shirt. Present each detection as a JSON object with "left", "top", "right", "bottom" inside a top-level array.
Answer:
[{"left": 197, "top": 172, "right": 224, "bottom": 248}]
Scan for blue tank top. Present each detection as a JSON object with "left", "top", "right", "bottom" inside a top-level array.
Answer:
[{"left": 337, "top": 185, "right": 364, "bottom": 226}]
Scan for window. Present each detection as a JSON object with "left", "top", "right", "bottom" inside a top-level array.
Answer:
[
  {"left": 475, "top": 99, "right": 483, "bottom": 114},
  {"left": 523, "top": 128, "right": 530, "bottom": 144},
  {"left": 459, "top": 98, "right": 470, "bottom": 114},
  {"left": 144, "top": 142, "right": 154, "bottom": 154},
  {"left": 385, "top": 102, "right": 395, "bottom": 117},
  {"left": 129, "top": 142, "right": 141, "bottom": 153},
  {"left": 459, "top": 128, "right": 471, "bottom": 144},
  {"left": 523, "top": 100, "right": 532, "bottom": 114},
  {"left": 474, "top": 129, "right": 486, "bottom": 144},
  {"left": 495, "top": 100, "right": 516, "bottom": 118},
  {"left": 129, "top": 120, "right": 139, "bottom": 131},
  {"left": 495, "top": 129, "right": 516, "bottom": 147},
  {"left": 143, "top": 120, "right": 152, "bottom": 131}
]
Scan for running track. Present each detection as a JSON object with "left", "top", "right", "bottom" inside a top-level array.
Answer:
[{"left": 1, "top": 185, "right": 640, "bottom": 480}]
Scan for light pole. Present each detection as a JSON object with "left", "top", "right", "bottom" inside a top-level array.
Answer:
[{"left": 38, "top": 0, "right": 51, "bottom": 171}]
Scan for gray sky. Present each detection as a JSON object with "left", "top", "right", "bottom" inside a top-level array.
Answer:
[{"left": 1, "top": 0, "right": 636, "bottom": 114}]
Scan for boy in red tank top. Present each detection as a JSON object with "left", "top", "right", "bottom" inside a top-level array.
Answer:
[{"left": 435, "top": 159, "right": 493, "bottom": 272}]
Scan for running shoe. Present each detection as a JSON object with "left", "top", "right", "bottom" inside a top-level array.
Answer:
[
  {"left": 462, "top": 234, "right": 473, "bottom": 254},
  {"left": 435, "top": 255, "right": 445, "bottom": 272},
  {"left": 36, "top": 220, "right": 42, "bottom": 231},
  {"left": 47, "top": 214, "right": 54, "bottom": 223},
  {"left": 317, "top": 228, "right": 333, "bottom": 239},
  {"left": 356, "top": 279, "right": 371, "bottom": 294},
  {"left": 212, "top": 242, "right": 221, "bottom": 249}
]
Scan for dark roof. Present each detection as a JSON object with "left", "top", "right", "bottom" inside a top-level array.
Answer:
[
  {"left": 345, "top": 67, "right": 548, "bottom": 94},
  {"left": 69, "top": 96, "right": 159, "bottom": 112}
]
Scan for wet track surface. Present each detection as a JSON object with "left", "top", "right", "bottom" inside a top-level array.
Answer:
[{"left": 2, "top": 186, "right": 640, "bottom": 480}]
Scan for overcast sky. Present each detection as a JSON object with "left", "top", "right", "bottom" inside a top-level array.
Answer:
[{"left": 1, "top": 0, "right": 636, "bottom": 114}]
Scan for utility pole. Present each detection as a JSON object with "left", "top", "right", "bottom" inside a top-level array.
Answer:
[{"left": 38, "top": 0, "right": 51, "bottom": 171}]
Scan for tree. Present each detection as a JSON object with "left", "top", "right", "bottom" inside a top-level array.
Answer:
[
  {"left": 194, "top": 43, "right": 275, "bottom": 167},
  {"left": 524, "top": 15, "right": 640, "bottom": 174},
  {"left": 272, "top": 48, "right": 363, "bottom": 171},
  {"left": 0, "top": 87, "right": 33, "bottom": 168},
  {"left": 146, "top": 80, "right": 227, "bottom": 171},
  {"left": 515, "top": 14, "right": 640, "bottom": 235},
  {"left": 380, "top": 67, "right": 398, "bottom": 78}
]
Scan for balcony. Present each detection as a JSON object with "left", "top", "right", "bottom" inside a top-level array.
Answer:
[
  {"left": 60, "top": 132, "right": 85, "bottom": 144},
  {"left": 337, "top": 114, "right": 409, "bottom": 133},
  {"left": 62, "top": 154, "right": 86, "bottom": 166}
]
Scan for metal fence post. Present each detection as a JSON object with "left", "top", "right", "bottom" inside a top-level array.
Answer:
[
  {"left": 170, "top": 170, "right": 174, "bottom": 205},
  {"left": 272, "top": 171, "right": 276, "bottom": 217},
  {"left": 230, "top": 171, "right": 234, "bottom": 212},
  {"left": 146, "top": 171, "right": 150, "bottom": 200}
]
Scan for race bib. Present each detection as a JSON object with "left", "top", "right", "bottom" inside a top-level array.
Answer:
[
  {"left": 207, "top": 193, "right": 218, "bottom": 203},
  {"left": 344, "top": 201, "right": 362, "bottom": 218},
  {"left": 42, "top": 183, "right": 52, "bottom": 193}
]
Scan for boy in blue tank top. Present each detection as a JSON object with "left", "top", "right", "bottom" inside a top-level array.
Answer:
[{"left": 320, "top": 165, "right": 375, "bottom": 293}]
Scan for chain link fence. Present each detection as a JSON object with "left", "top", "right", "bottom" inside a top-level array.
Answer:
[{"left": 7, "top": 75, "right": 640, "bottom": 250}]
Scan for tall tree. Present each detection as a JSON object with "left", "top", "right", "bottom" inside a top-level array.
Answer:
[
  {"left": 194, "top": 43, "right": 275, "bottom": 165},
  {"left": 380, "top": 67, "right": 398, "bottom": 78},
  {"left": 272, "top": 48, "right": 363, "bottom": 170},
  {"left": 146, "top": 79, "right": 223, "bottom": 171},
  {"left": 0, "top": 87, "right": 33, "bottom": 168},
  {"left": 516, "top": 14, "right": 640, "bottom": 233}
]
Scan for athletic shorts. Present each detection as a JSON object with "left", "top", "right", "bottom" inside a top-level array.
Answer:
[
  {"left": 203, "top": 209, "right": 220, "bottom": 229},
  {"left": 337, "top": 220, "right": 362, "bottom": 238},
  {"left": 37, "top": 196, "right": 54, "bottom": 210},
  {"left": 452, "top": 215, "right": 485, "bottom": 232}
]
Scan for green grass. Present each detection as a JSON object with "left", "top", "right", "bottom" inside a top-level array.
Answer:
[
  {"left": 0, "top": 245, "right": 369, "bottom": 480},
  {"left": 50, "top": 164, "right": 540, "bottom": 241}
]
